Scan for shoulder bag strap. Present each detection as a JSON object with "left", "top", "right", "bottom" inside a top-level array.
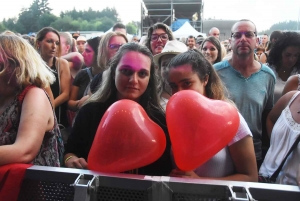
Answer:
[
  {"left": 56, "top": 58, "right": 62, "bottom": 124},
  {"left": 271, "top": 134, "right": 300, "bottom": 180},
  {"left": 86, "top": 68, "right": 93, "bottom": 82}
]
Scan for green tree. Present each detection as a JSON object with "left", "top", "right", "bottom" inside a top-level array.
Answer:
[
  {"left": 17, "top": 8, "right": 36, "bottom": 33},
  {"left": 258, "top": 20, "right": 300, "bottom": 35},
  {"left": 100, "top": 7, "right": 119, "bottom": 22},
  {"left": 2, "top": 18, "right": 18, "bottom": 32},
  {"left": 50, "top": 16, "right": 79, "bottom": 31},
  {"left": 39, "top": 13, "right": 58, "bottom": 29},
  {"left": 16, "top": 0, "right": 53, "bottom": 33},
  {"left": 98, "top": 16, "right": 115, "bottom": 31},
  {"left": 39, "top": 0, "right": 52, "bottom": 14},
  {"left": 0, "top": 23, "right": 6, "bottom": 32},
  {"left": 93, "top": 20, "right": 103, "bottom": 31},
  {"left": 60, "top": 7, "right": 119, "bottom": 23},
  {"left": 0, "top": 2, "right": 121, "bottom": 33},
  {"left": 126, "top": 22, "right": 138, "bottom": 35}
]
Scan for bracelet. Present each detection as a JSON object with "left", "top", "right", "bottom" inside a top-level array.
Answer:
[{"left": 64, "top": 156, "right": 73, "bottom": 164}]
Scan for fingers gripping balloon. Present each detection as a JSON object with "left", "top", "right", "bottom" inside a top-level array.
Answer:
[
  {"left": 88, "top": 100, "right": 166, "bottom": 173},
  {"left": 166, "top": 90, "right": 239, "bottom": 171}
]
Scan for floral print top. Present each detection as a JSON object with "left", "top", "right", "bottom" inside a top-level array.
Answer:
[{"left": 0, "top": 85, "right": 64, "bottom": 166}]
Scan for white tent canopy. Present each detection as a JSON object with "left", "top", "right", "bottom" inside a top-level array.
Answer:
[{"left": 173, "top": 22, "right": 206, "bottom": 38}]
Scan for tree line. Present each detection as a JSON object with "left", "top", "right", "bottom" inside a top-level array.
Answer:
[
  {"left": 258, "top": 20, "right": 300, "bottom": 35},
  {"left": 0, "top": 0, "right": 139, "bottom": 34}
]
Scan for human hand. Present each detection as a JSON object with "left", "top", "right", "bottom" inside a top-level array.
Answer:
[
  {"left": 169, "top": 169, "right": 200, "bottom": 179},
  {"left": 65, "top": 156, "right": 88, "bottom": 169},
  {"left": 78, "top": 95, "right": 89, "bottom": 108}
]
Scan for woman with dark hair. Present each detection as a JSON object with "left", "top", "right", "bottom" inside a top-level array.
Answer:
[
  {"left": 200, "top": 36, "right": 222, "bottom": 64},
  {"left": 35, "top": 27, "right": 71, "bottom": 128},
  {"left": 68, "top": 36, "right": 102, "bottom": 112},
  {"left": 144, "top": 22, "right": 175, "bottom": 55},
  {"left": 259, "top": 30, "right": 283, "bottom": 64},
  {"left": 64, "top": 43, "right": 172, "bottom": 176},
  {"left": 266, "top": 32, "right": 300, "bottom": 103},
  {"left": 166, "top": 50, "right": 257, "bottom": 181}
]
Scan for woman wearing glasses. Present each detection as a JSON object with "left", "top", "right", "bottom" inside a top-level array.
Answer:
[
  {"left": 144, "top": 23, "right": 175, "bottom": 56},
  {"left": 64, "top": 43, "right": 172, "bottom": 176},
  {"left": 89, "top": 32, "right": 128, "bottom": 94}
]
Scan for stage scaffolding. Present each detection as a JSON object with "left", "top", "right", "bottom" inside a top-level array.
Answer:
[{"left": 141, "top": 0, "right": 203, "bottom": 35}]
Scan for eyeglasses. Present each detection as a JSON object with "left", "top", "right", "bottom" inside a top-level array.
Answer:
[
  {"left": 108, "top": 44, "right": 124, "bottom": 50},
  {"left": 231, "top": 31, "right": 256, "bottom": 39},
  {"left": 150, "top": 33, "right": 169, "bottom": 41}
]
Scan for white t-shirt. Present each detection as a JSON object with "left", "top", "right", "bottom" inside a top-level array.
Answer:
[{"left": 193, "top": 112, "right": 252, "bottom": 177}]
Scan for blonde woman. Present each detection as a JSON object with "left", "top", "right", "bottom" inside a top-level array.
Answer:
[
  {"left": 89, "top": 32, "right": 128, "bottom": 94},
  {"left": 0, "top": 33, "right": 64, "bottom": 166}
]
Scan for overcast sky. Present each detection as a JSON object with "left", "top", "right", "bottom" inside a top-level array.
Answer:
[{"left": 0, "top": 0, "right": 299, "bottom": 32}]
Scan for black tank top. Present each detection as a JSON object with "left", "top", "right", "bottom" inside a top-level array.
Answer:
[{"left": 50, "top": 57, "right": 69, "bottom": 127}]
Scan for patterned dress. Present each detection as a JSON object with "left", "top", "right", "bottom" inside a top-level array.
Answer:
[{"left": 0, "top": 85, "right": 64, "bottom": 166}]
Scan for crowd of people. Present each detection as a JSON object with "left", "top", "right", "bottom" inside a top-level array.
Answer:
[{"left": 1, "top": 19, "right": 300, "bottom": 186}]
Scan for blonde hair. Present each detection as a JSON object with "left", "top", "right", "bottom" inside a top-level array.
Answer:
[
  {"left": 96, "top": 32, "right": 128, "bottom": 71},
  {"left": 0, "top": 32, "right": 55, "bottom": 88},
  {"left": 59, "top": 32, "right": 73, "bottom": 53}
]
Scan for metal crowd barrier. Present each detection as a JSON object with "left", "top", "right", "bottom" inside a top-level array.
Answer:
[{"left": 17, "top": 165, "right": 300, "bottom": 201}]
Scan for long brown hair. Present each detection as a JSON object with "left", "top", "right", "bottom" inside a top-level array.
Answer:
[
  {"left": 87, "top": 43, "right": 164, "bottom": 117},
  {"left": 165, "top": 49, "right": 227, "bottom": 100}
]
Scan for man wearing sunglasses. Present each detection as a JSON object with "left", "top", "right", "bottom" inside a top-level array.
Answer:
[{"left": 214, "top": 19, "right": 275, "bottom": 170}]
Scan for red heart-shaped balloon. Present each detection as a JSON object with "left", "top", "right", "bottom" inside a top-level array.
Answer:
[
  {"left": 88, "top": 100, "right": 166, "bottom": 173},
  {"left": 166, "top": 90, "right": 239, "bottom": 171}
]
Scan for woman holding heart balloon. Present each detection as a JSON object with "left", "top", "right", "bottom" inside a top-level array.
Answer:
[
  {"left": 166, "top": 50, "right": 258, "bottom": 182},
  {"left": 64, "top": 43, "right": 172, "bottom": 176}
]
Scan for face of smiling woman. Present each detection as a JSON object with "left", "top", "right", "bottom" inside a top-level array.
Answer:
[
  {"left": 115, "top": 51, "right": 151, "bottom": 102},
  {"left": 150, "top": 28, "right": 169, "bottom": 55},
  {"left": 201, "top": 41, "right": 219, "bottom": 64}
]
